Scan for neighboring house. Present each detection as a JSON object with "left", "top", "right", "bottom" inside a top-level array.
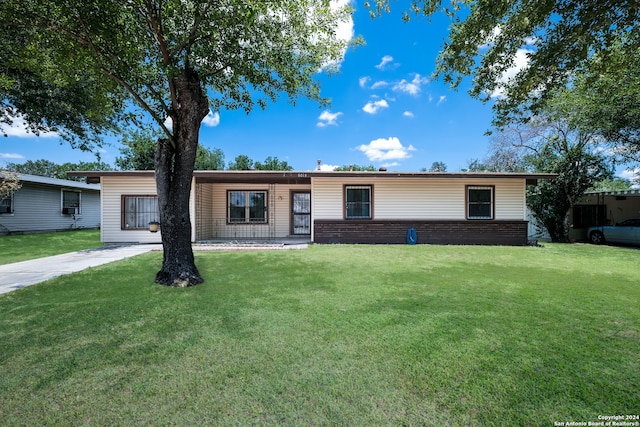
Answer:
[
  {"left": 69, "top": 170, "right": 554, "bottom": 245},
  {"left": 0, "top": 173, "right": 101, "bottom": 235},
  {"left": 569, "top": 189, "right": 640, "bottom": 241}
]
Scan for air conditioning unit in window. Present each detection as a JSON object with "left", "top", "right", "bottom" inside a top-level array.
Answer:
[{"left": 62, "top": 207, "right": 78, "bottom": 215}]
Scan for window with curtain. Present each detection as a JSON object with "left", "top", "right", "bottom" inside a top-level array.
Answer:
[
  {"left": 227, "top": 191, "right": 267, "bottom": 223},
  {"left": 122, "top": 195, "right": 159, "bottom": 229},
  {"left": 345, "top": 185, "right": 372, "bottom": 219}
]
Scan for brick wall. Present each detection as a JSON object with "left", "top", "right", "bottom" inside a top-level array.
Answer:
[{"left": 314, "top": 220, "right": 529, "bottom": 245}]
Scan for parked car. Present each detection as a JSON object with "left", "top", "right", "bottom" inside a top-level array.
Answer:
[{"left": 588, "top": 218, "right": 640, "bottom": 245}]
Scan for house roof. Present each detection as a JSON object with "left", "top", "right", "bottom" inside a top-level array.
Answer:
[
  {"left": 67, "top": 170, "right": 556, "bottom": 186},
  {"left": 584, "top": 189, "right": 640, "bottom": 196},
  {"left": 1, "top": 172, "right": 101, "bottom": 191}
]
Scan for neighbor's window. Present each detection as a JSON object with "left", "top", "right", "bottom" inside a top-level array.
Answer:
[
  {"left": 62, "top": 190, "right": 81, "bottom": 215},
  {"left": 228, "top": 191, "right": 267, "bottom": 223},
  {"left": 345, "top": 185, "right": 372, "bottom": 219},
  {"left": 122, "top": 195, "right": 159, "bottom": 229},
  {"left": 467, "top": 186, "right": 494, "bottom": 220},
  {"left": 0, "top": 193, "right": 13, "bottom": 214}
]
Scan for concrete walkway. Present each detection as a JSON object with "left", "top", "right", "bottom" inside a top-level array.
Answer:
[
  {"left": 0, "top": 242, "right": 309, "bottom": 295},
  {"left": 0, "top": 244, "right": 161, "bottom": 295}
]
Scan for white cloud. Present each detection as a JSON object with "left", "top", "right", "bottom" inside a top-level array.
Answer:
[
  {"left": 202, "top": 111, "right": 220, "bottom": 127},
  {"left": 489, "top": 48, "right": 532, "bottom": 98},
  {"left": 165, "top": 110, "right": 220, "bottom": 129},
  {"left": 620, "top": 168, "right": 640, "bottom": 186},
  {"left": 357, "top": 137, "right": 416, "bottom": 162},
  {"left": 319, "top": 163, "right": 340, "bottom": 171},
  {"left": 437, "top": 96, "right": 447, "bottom": 106},
  {"left": 359, "top": 76, "right": 371, "bottom": 88},
  {"left": 371, "top": 80, "right": 389, "bottom": 89},
  {"left": 381, "top": 161, "right": 399, "bottom": 168},
  {"left": 403, "top": 111, "right": 414, "bottom": 118},
  {"left": 376, "top": 55, "right": 394, "bottom": 70},
  {"left": 317, "top": 0, "right": 354, "bottom": 69},
  {"left": 362, "top": 99, "right": 389, "bottom": 115},
  {"left": 0, "top": 153, "right": 25, "bottom": 159},
  {"left": 0, "top": 115, "right": 58, "bottom": 139},
  {"left": 393, "top": 74, "right": 429, "bottom": 96},
  {"left": 317, "top": 110, "right": 342, "bottom": 127}
]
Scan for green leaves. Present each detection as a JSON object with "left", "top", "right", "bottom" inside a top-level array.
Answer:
[{"left": 2, "top": 0, "right": 354, "bottom": 143}]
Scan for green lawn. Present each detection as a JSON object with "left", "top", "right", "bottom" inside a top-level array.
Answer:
[
  {"left": 0, "top": 244, "right": 638, "bottom": 425},
  {"left": 0, "top": 229, "right": 102, "bottom": 265}
]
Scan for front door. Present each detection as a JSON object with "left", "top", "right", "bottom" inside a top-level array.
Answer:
[{"left": 291, "top": 192, "right": 311, "bottom": 235}]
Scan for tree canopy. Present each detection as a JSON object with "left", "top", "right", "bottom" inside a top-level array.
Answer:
[
  {"left": 371, "top": 0, "right": 639, "bottom": 130},
  {"left": 487, "top": 117, "right": 613, "bottom": 242},
  {"left": 1, "top": 0, "right": 356, "bottom": 286},
  {"left": 115, "top": 129, "right": 225, "bottom": 170}
]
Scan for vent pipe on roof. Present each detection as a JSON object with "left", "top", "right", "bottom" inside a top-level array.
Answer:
[{"left": 317, "top": 160, "right": 321, "bottom": 171}]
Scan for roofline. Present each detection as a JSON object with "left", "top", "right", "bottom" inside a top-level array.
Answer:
[
  {"left": 2, "top": 172, "right": 100, "bottom": 190},
  {"left": 68, "top": 169, "right": 556, "bottom": 185},
  {"left": 584, "top": 188, "right": 640, "bottom": 196}
]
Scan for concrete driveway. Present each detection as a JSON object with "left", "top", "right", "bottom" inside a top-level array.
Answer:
[
  {"left": 0, "top": 245, "right": 161, "bottom": 295},
  {"left": 0, "top": 242, "right": 308, "bottom": 295}
]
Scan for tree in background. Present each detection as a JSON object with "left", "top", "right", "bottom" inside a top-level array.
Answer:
[
  {"left": 228, "top": 155, "right": 293, "bottom": 171},
  {"left": 2, "top": 1, "right": 355, "bottom": 286},
  {"left": 550, "top": 40, "right": 640, "bottom": 179},
  {"left": 490, "top": 118, "right": 613, "bottom": 242},
  {"left": 254, "top": 157, "right": 293, "bottom": 171},
  {"left": 370, "top": 0, "right": 639, "bottom": 127},
  {"left": 425, "top": 161, "right": 447, "bottom": 172},
  {"left": 0, "top": 169, "right": 22, "bottom": 197},
  {"left": 227, "top": 155, "right": 254, "bottom": 171},
  {"left": 588, "top": 178, "right": 633, "bottom": 193},
  {"left": 116, "top": 130, "right": 224, "bottom": 171},
  {"left": 369, "top": 0, "right": 640, "bottom": 179},
  {"left": 5, "top": 159, "right": 112, "bottom": 181}
]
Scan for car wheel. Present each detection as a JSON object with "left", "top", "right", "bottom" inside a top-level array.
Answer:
[{"left": 589, "top": 231, "right": 605, "bottom": 244}]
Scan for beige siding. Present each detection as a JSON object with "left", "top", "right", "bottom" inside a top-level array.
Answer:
[
  {"left": 311, "top": 177, "right": 526, "bottom": 221},
  {"left": 101, "top": 176, "right": 197, "bottom": 243},
  {"left": 198, "top": 183, "right": 311, "bottom": 240}
]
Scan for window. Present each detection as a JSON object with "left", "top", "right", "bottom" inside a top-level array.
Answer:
[
  {"left": 345, "top": 185, "right": 372, "bottom": 219},
  {"left": 228, "top": 191, "right": 267, "bottom": 223},
  {"left": 0, "top": 193, "right": 13, "bottom": 214},
  {"left": 122, "top": 195, "right": 159, "bottom": 229},
  {"left": 467, "top": 186, "right": 494, "bottom": 220},
  {"left": 62, "top": 190, "right": 81, "bottom": 215}
]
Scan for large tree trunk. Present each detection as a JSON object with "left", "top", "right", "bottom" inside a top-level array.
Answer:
[{"left": 154, "top": 69, "right": 209, "bottom": 287}]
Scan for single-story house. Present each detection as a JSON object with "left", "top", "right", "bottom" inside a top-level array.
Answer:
[
  {"left": 0, "top": 173, "right": 101, "bottom": 235},
  {"left": 69, "top": 170, "right": 554, "bottom": 245},
  {"left": 569, "top": 189, "right": 640, "bottom": 241}
]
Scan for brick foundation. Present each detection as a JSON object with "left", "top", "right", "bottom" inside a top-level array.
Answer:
[{"left": 313, "top": 220, "right": 529, "bottom": 245}]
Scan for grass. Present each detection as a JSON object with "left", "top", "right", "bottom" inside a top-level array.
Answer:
[
  {"left": 0, "top": 243, "right": 638, "bottom": 426},
  {"left": 0, "top": 229, "right": 101, "bottom": 265}
]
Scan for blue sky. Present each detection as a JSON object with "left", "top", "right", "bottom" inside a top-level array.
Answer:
[{"left": 0, "top": 5, "right": 530, "bottom": 173}]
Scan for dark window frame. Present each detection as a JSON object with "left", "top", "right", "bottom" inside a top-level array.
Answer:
[
  {"left": 466, "top": 185, "right": 495, "bottom": 220},
  {"left": 62, "top": 189, "right": 82, "bottom": 215},
  {"left": 227, "top": 190, "right": 268, "bottom": 224},
  {"left": 121, "top": 194, "right": 159, "bottom": 230},
  {"left": 344, "top": 184, "right": 373, "bottom": 220},
  {"left": 0, "top": 192, "right": 14, "bottom": 214}
]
